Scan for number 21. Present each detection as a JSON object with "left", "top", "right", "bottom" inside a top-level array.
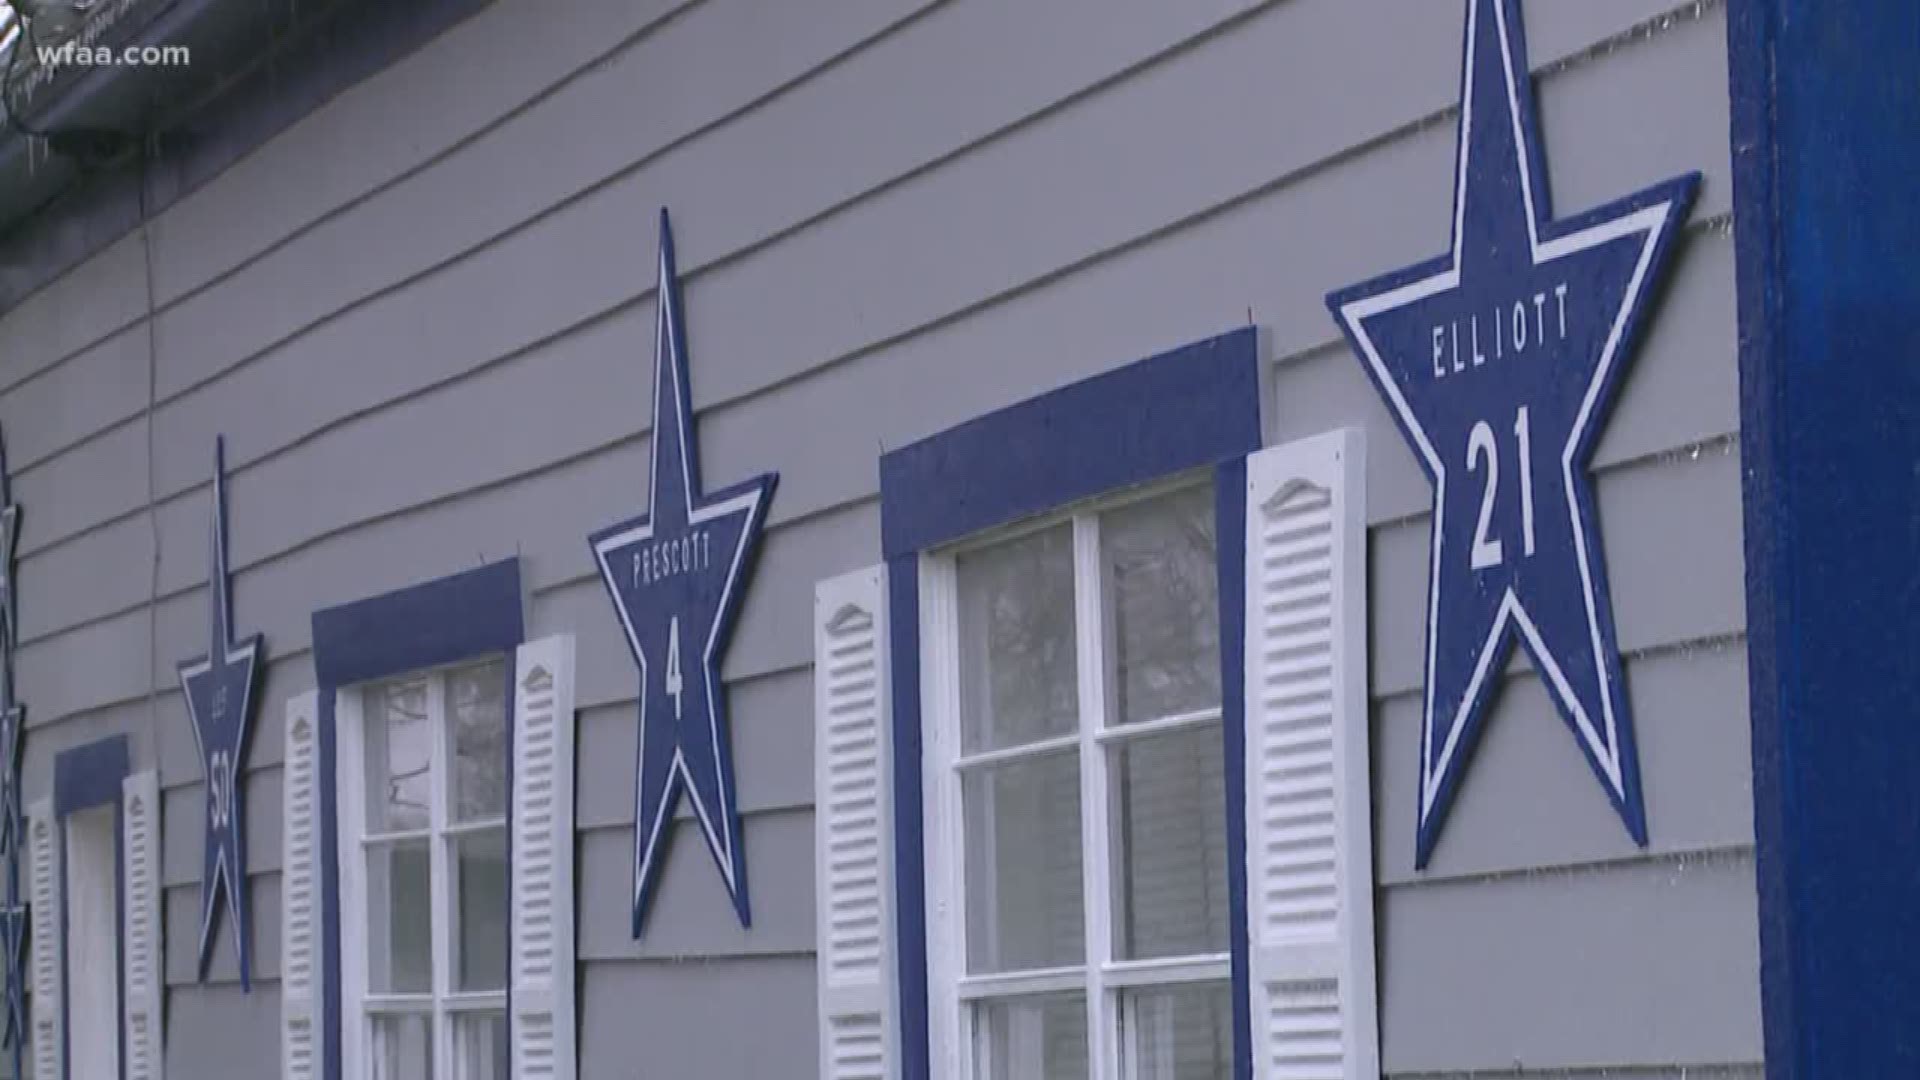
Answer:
[{"left": 1466, "top": 406, "right": 1537, "bottom": 571}]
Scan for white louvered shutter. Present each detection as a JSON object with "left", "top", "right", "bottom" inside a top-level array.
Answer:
[
  {"left": 512, "top": 635, "right": 578, "bottom": 1080},
  {"left": 26, "top": 798, "right": 59, "bottom": 1080},
  {"left": 1242, "top": 430, "right": 1379, "bottom": 1080},
  {"left": 813, "top": 566, "right": 894, "bottom": 1080},
  {"left": 123, "top": 771, "right": 163, "bottom": 1080},
  {"left": 282, "top": 690, "right": 324, "bottom": 1080}
]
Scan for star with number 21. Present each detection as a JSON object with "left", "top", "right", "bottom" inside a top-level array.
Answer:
[{"left": 1328, "top": 0, "right": 1698, "bottom": 866}]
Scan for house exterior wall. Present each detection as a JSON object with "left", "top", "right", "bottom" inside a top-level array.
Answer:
[{"left": 0, "top": 0, "right": 1755, "bottom": 1076}]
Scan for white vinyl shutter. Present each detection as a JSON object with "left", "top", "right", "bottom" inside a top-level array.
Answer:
[
  {"left": 1242, "top": 429, "right": 1379, "bottom": 1080},
  {"left": 511, "top": 634, "right": 578, "bottom": 1080},
  {"left": 282, "top": 690, "right": 324, "bottom": 1080},
  {"left": 813, "top": 566, "right": 894, "bottom": 1080},
  {"left": 26, "top": 798, "right": 58, "bottom": 1080},
  {"left": 123, "top": 770, "right": 163, "bottom": 1080}
]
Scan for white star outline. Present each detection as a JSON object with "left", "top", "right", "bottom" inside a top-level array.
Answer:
[
  {"left": 590, "top": 230, "right": 767, "bottom": 912},
  {"left": 175, "top": 444, "right": 259, "bottom": 974},
  {"left": 1333, "top": 0, "right": 1683, "bottom": 828}
]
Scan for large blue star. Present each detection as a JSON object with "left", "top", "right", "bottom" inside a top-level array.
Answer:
[
  {"left": 1328, "top": 0, "right": 1697, "bottom": 867},
  {"left": 176, "top": 437, "right": 263, "bottom": 989},
  {"left": 591, "top": 211, "right": 777, "bottom": 934}
]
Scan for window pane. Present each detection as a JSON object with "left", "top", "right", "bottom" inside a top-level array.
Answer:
[
  {"left": 366, "top": 840, "right": 432, "bottom": 994},
  {"left": 964, "top": 751, "right": 1084, "bottom": 973},
  {"left": 973, "top": 993, "right": 1088, "bottom": 1080},
  {"left": 1121, "top": 982, "right": 1233, "bottom": 1080},
  {"left": 1102, "top": 486, "right": 1220, "bottom": 727},
  {"left": 367, "top": 678, "right": 433, "bottom": 833},
  {"left": 369, "top": 1012, "right": 433, "bottom": 1080},
  {"left": 450, "top": 661, "right": 509, "bottom": 823},
  {"left": 453, "top": 828, "right": 510, "bottom": 992},
  {"left": 958, "top": 524, "right": 1079, "bottom": 753},
  {"left": 1112, "top": 723, "right": 1229, "bottom": 960},
  {"left": 451, "top": 1011, "right": 509, "bottom": 1080}
]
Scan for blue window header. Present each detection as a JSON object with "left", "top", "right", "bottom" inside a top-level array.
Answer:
[
  {"left": 311, "top": 558, "right": 524, "bottom": 688},
  {"left": 52, "top": 734, "right": 130, "bottom": 818},
  {"left": 878, "top": 327, "right": 1263, "bottom": 557}
]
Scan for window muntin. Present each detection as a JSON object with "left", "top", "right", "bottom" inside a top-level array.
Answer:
[
  {"left": 342, "top": 658, "right": 510, "bottom": 1080},
  {"left": 931, "top": 480, "right": 1233, "bottom": 1080}
]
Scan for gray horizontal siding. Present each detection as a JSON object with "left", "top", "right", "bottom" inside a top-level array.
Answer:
[
  {"left": 1379, "top": 853, "right": 1761, "bottom": 1073},
  {"left": 145, "top": 0, "right": 699, "bottom": 305},
  {"left": 579, "top": 956, "right": 816, "bottom": 1075},
  {"left": 578, "top": 809, "right": 814, "bottom": 961},
  {"left": 165, "top": 981, "right": 281, "bottom": 1078},
  {"left": 0, "top": 0, "right": 1752, "bottom": 1076}
]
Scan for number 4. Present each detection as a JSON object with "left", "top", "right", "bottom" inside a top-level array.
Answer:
[
  {"left": 1466, "top": 406, "right": 1537, "bottom": 571},
  {"left": 665, "top": 615, "right": 685, "bottom": 719}
]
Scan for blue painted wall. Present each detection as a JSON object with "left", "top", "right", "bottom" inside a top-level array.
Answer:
[{"left": 1731, "top": 1, "right": 1920, "bottom": 1076}]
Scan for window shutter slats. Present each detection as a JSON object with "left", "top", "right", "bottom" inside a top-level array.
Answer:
[
  {"left": 1242, "top": 430, "right": 1378, "bottom": 1080},
  {"left": 814, "top": 566, "right": 893, "bottom": 1080},
  {"left": 281, "top": 690, "right": 323, "bottom": 1080},
  {"left": 123, "top": 770, "right": 163, "bottom": 1080},
  {"left": 26, "top": 798, "right": 58, "bottom": 1080},
  {"left": 512, "top": 634, "right": 578, "bottom": 1080}
]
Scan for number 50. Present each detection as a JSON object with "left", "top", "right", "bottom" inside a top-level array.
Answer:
[{"left": 1466, "top": 406, "right": 1537, "bottom": 570}]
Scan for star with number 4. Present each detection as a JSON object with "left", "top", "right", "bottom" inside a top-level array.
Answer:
[
  {"left": 1328, "top": 0, "right": 1698, "bottom": 866},
  {"left": 176, "top": 438, "right": 264, "bottom": 990},
  {"left": 591, "top": 210, "right": 777, "bottom": 935}
]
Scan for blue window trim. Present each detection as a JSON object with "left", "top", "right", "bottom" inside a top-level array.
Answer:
[
  {"left": 1730, "top": 1, "right": 1920, "bottom": 1076},
  {"left": 51, "top": 733, "right": 132, "bottom": 1080},
  {"left": 309, "top": 558, "right": 525, "bottom": 1080},
  {"left": 877, "top": 327, "right": 1263, "bottom": 1080}
]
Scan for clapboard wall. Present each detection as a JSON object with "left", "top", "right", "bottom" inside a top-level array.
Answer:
[{"left": 0, "top": 0, "right": 1756, "bottom": 1075}]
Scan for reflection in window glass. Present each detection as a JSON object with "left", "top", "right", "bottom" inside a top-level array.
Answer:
[
  {"left": 1111, "top": 724, "right": 1229, "bottom": 960},
  {"left": 974, "top": 993, "right": 1089, "bottom": 1080},
  {"left": 367, "top": 679, "right": 433, "bottom": 833},
  {"left": 964, "top": 751, "right": 1085, "bottom": 974},
  {"left": 1121, "top": 982, "right": 1233, "bottom": 1080},
  {"left": 455, "top": 829, "right": 510, "bottom": 992},
  {"left": 366, "top": 840, "right": 432, "bottom": 994},
  {"left": 450, "top": 665, "right": 509, "bottom": 823},
  {"left": 370, "top": 1012, "right": 433, "bottom": 1080},
  {"left": 958, "top": 524, "right": 1079, "bottom": 753},
  {"left": 1103, "top": 486, "right": 1220, "bottom": 727},
  {"left": 451, "top": 1011, "right": 509, "bottom": 1080}
]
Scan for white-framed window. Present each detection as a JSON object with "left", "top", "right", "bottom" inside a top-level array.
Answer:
[
  {"left": 812, "top": 430, "right": 1378, "bottom": 1080},
  {"left": 27, "top": 767, "right": 163, "bottom": 1080},
  {"left": 336, "top": 659, "right": 512, "bottom": 1080},
  {"left": 922, "top": 478, "right": 1233, "bottom": 1080}
]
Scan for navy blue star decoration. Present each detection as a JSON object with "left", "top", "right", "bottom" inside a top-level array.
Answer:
[
  {"left": 1328, "top": 0, "right": 1698, "bottom": 868},
  {"left": 176, "top": 437, "right": 265, "bottom": 989},
  {"left": 0, "top": 427, "right": 24, "bottom": 1079},
  {"left": 591, "top": 210, "right": 777, "bottom": 934}
]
